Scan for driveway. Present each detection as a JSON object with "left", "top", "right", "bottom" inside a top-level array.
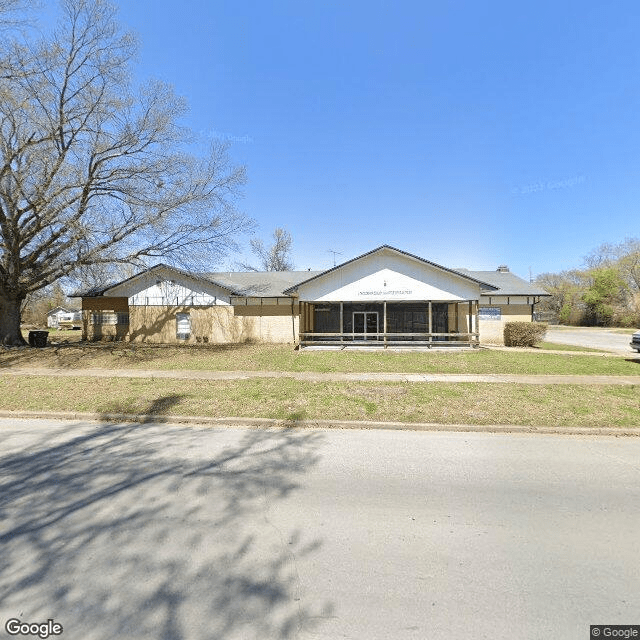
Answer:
[
  {"left": 546, "top": 326, "right": 636, "bottom": 355},
  {"left": 1, "top": 418, "right": 639, "bottom": 640}
]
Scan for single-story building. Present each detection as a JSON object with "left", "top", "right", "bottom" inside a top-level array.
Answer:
[
  {"left": 72, "top": 245, "right": 549, "bottom": 347},
  {"left": 47, "top": 307, "right": 82, "bottom": 329}
]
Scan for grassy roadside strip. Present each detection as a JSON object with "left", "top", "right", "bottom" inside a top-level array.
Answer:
[
  {"left": 1, "top": 344, "right": 639, "bottom": 376},
  {"left": 1, "top": 376, "right": 638, "bottom": 428},
  {"left": 536, "top": 342, "right": 605, "bottom": 352}
]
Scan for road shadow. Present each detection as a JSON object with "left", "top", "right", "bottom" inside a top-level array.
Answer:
[
  {"left": 99, "top": 394, "right": 186, "bottom": 423},
  {"left": 0, "top": 411, "right": 331, "bottom": 639}
]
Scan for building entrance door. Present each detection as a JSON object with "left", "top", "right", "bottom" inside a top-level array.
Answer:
[{"left": 353, "top": 312, "right": 379, "bottom": 340}]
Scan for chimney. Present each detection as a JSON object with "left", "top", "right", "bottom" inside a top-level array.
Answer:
[{"left": 497, "top": 265, "right": 509, "bottom": 272}]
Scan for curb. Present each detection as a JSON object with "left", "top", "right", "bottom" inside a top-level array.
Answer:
[{"left": 1, "top": 410, "right": 639, "bottom": 437}]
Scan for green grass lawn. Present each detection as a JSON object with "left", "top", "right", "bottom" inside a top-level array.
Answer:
[
  {"left": 2, "top": 342, "right": 639, "bottom": 376},
  {"left": 0, "top": 376, "right": 638, "bottom": 428},
  {"left": 536, "top": 341, "right": 605, "bottom": 353}
]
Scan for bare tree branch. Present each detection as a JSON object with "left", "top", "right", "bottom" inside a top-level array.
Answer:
[
  {"left": 238, "top": 227, "right": 294, "bottom": 272},
  {"left": 0, "top": 0, "right": 252, "bottom": 344}
]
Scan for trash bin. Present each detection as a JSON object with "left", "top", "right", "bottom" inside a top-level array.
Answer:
[{"left": 28, "top": 330, "right": 49, "bottom": 347}]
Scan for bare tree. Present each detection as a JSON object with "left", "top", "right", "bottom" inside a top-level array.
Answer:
[
  {"left": 0, "top": 0, "right": 251, "bottom": 345},
  {"left": 239, "top": 227, "right": 295, "bottom": 272},
  {"left": 535, "top": 269, "right": 587, "bottom": 323},
  {"left": 583, "top": 241, "right": 618, "bottom": 269},
  {"left": 21, "top": 282, "right": 70, "bottom": 327},
  {"left": 537, "top": 237, "right": 640, "bottom": 326},
  {"left": 0, "top": 0, "right": 35, "bottom": 25}
]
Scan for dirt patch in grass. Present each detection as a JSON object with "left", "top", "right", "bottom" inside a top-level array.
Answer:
[{"left": 1, "top": 376, "right": 638, "bottom": 428}]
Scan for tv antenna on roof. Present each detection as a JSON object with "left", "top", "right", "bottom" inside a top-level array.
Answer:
[{"left": 327, "top": 249, "right": 343, "bottom": 267}]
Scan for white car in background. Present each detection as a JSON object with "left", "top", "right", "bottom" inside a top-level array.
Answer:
[{"left": 631, "top": 330, "right": 640, "bottom": 352}]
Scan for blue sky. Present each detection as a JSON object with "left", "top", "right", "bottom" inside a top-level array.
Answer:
[{"left": 53, "top": 1, "right": 640, "bottom": 277}]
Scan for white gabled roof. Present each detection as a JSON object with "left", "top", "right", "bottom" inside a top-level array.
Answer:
[
  {"left": 283, "top": 245, "right": 499, "bottom": 295},
  {"left": 47, "top": 306, "right": 74, "bottom": 315},
  {"left": 72, "top": 247, "right": 547, "bottom": 302},
  {"left": 72, "top": 264, "right": 241, "bottom": 298}
]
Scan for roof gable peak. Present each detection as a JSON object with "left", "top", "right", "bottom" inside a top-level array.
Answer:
[{"left": 284, "top": 245, "right": 498, "bottom": 294}]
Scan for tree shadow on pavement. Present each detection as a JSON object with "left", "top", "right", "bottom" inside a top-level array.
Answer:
[
  {"left": 0, "top": 404, "right": 331, "bottom": 639},
  {"left": 100, "top": 393, "right": 187, "bottom": 423}
]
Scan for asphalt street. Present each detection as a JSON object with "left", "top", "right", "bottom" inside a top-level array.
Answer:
[
  {"left": 546, "top": 326, "right": 636, "bottom": 355},
  {"left": 0, "top": 419, "right": 639, "bottom": 640}
]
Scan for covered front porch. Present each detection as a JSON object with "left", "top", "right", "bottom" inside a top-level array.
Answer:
[{"left": 298, "top": 300, "right": 480, "bottom": 348}]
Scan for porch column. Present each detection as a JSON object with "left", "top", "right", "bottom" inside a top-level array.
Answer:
[
  {"left": 428, "top": 301, "right": 432, "bottom": 348},
  {"left": 474, "top": 300, "right": 480, "bottom": 347},
  {"left": 468, "top": 301, "right": 473, "bottom": 345},
  {"left": 298, "top": 303, "right": 304, "bottom": 344},
  {"left": 383, "top": 301, "right": 387, "bottom": 349},
  {"left": 304, "top": 303, "right": 309, "bottom": 342}
]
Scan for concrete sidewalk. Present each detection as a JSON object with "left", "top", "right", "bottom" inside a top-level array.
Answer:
[{"left": 1, "top": 366, "right": 639, "bottom": 385}]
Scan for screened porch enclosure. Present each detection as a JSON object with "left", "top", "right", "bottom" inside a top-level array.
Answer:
[{"left": 299, "top": 301, "right": 480, "bottom": 347}]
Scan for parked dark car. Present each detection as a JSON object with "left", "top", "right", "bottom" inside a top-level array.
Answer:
[{"left": 631, "top": 330, "right": 640, "bottom": 352}]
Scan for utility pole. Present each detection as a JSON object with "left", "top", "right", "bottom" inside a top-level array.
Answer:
[{"left": 327, "top": 249, "right": 342, "bottom": 267}]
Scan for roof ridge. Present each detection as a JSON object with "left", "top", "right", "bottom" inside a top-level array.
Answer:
[{"left": 283, "top": 246, "right": 499, "bottom": 294}]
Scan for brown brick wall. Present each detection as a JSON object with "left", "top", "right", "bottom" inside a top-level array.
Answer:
[
  {"left": 479, "top": 304, "right": 534, "bottom": 344},
  {"left": 82, "top": 297, "right": 130, "bottom": 341},
  {"left": 127, "top": 305, "right": 298, "bottom": 344},
  {"left": 82, "top": 297, "right": 129, "bottom": 312},
  {"left": 233, "top": 304, "right": 299, "bottom": 317}
]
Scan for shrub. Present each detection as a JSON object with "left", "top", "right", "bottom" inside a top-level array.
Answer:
[
  {"left": 617, "top": 314, "right": 638, "bottom": 328},
  {"left": 503, "top": 322, "right": 548, "bottom": 347},
  {"left": 558, "top": 304, "right": 572, "bottom": 325}
]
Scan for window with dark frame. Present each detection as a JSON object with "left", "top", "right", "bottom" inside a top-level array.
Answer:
[{"left": 176, "top": 312, "right": 191, "bottom": 340}]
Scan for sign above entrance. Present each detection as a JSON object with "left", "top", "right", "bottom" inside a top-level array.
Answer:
[
  {"left": 358, "top": 289, "right": 413, "bottom": 297},
  {"left": 296, "top": 259, "right": 483, "bottom": 302}
]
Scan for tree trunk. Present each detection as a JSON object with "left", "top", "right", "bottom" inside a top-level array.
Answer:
[{"left": 0, "top": 295, "right": 28, "bottom": 346}]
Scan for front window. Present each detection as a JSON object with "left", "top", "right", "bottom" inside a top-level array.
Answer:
[
  {"left": 91, "top": 312, "right": 129, "bottom": 325},
  {"left": 176, "top": 312, "right": 191, "bottom": 340}
]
